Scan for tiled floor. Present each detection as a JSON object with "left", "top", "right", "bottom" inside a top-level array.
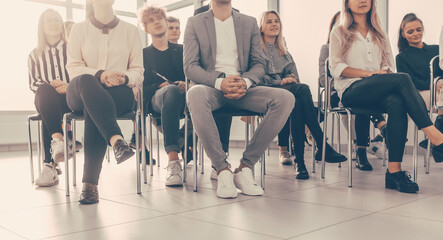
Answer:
[{"left": 1, "top": 147, "right": 443, "bottom": 240}]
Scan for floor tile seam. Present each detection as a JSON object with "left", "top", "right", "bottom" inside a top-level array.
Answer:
[
  {"left": 173, "top": 214, "right": 283, "bottom": 239},
  {"left": 0, "top": 225, "right": 28, "bottom": 240},
  {"left": 100, "top": 197, "right": 170, "bottom": 214},
  {"left": 168, "top": 197, "right": 261, "bottom": 215},
  {"left": 284, "top": 211, "right": 377, "bottom": 239},
  {"left": 368, "top": 190, "right": 443, "bottom": 214},
  {"left": 262, "top": 195, "right": 375, "bottom": 213},
  {"left": 34, "top": 215, "right": 175, "bottom": 240},
  {"left": 376, "top": 211, "right": 443, "bottom": 223}
]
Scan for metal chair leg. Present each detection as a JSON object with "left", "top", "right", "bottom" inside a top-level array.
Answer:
[
  {"left": 72, "top": 120, "right": 77, "bottom": 187},
  {"left": 149, "top": 115, "right": 153, "bottom": 177},
  {"left": 346, "top": 110, "right": 352, "bottom": 187},
  {"left": 200, "top": 141, "right": 204, "bottom": 174},
  {"left": 184, "top": 115, "right": 188, "bottom": 182},
  {"left": 157, "top": 127, "right": 160, "bottom": 168},
  {"left": 321, "top": 110, "right": 328, "bottom": 179},
  {"left": 37, "top": 121, "right": 42, "bottom": 174},
  {"left": 193, "top": 128, "right": 197, "bottom": 192},
  {"left": 27, "top": 117, "right": 35, "bottom": 183},
  {"left": 63, "top": 114, "right": 70, "bottom": 197},
  {"left": 413, "top": 125, "right": 418, "bottom": 182},
  {"left": 135, "top": 111, "right": 141, "bottom": 194},
  {"left": 337, "top": 114, "right": 342, "bottom": 168}
]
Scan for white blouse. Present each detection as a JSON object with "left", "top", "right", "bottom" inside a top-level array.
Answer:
[
  {"left": 66, "top": 19, "right": 143, "bottom": 88},
  {"left": 329, "top": 26, "right": 394, "bottom": 99}
]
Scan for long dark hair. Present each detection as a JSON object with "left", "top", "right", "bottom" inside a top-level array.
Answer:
[{"left": 398, "top": 13, "right": 423, "bottom": 53}]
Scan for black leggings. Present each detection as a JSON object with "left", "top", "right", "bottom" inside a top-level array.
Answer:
[
  {"left": 341, "top": 73, "right": 433, "bottom": 162},
  {"left": 277, "top": 83, "right": 326, "bottom": 161},
  {"left": 34, "top": 83, "right": 71, "bottom": 163},
  {"left": 67, "top": 74, "right": 134, "bottom": 184}
]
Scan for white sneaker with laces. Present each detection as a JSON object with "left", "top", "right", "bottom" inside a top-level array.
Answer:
[
  {"left": 35, "top": 163, "right": 59, "bottom": 187},
  {"left": 210, "top": 169, "right": 218, "bottom": 180},
  {"left": 216, "top": 170, "right": 237, "bottom": 198},
  {"left": 234, "top": 167, "right": 264, "bottom": 196},
  {"left": 51, "top": 138, "right": 65, "bottom": 163},
  {"left": 279, "top": 151, "right": 293, "bottom": 165},
  {"left": 166, "top": 160, "right": 183, "bottom": 186}
]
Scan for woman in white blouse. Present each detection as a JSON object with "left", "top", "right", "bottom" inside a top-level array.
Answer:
[
  {"left": 66, "top": 0, "right": 143, "bottom": 204},
  {"left": 329, "top": 0, "right": 443, "bottom": 193}
]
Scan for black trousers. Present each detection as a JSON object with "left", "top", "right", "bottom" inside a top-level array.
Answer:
[
  {"left": 341, "top": 73, "right": 433, "bottom": 162},
  {"left": 67, "top": 74, "right": 134, "bottom": 184},
  {"left": 34, "top": 83, "right": 71, "bottom": 163},
  {"left": 276, "top": 83, "right": 326, "bottom": 161}
]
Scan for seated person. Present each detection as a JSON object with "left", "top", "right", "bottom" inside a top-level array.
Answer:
[
  {"left": 184, "top": 0, "right": 294, "bottom": 198},
  {"left": 396, "top": 13, "right": 443, "bottom": 149},
  {"left": 138, "top": 5, "right": 192, "bottom": 186},
  {"left": 29, "top": 9, "right": 81, "bottom": 187},
  {"left": 330, "top": 0, "right": 443, "bottom": 193},
  {"left": 259, "top": 10, "right": 347, "bottom": 180},
  {"left": 319, "top": 11, "right": 387, "bottom": 167}
]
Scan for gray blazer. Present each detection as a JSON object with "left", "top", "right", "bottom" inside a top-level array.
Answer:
[{"left": 183, "top": 10, "right": 265, "bottom": 88}]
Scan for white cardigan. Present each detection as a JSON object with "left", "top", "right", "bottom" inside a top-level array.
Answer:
[{"left": 66, "top": 19, "right": 143, "bottom": 88}]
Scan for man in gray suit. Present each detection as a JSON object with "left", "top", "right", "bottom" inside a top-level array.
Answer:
[{"left": 184, "top": 0, "right": 294, "bottom": 198}]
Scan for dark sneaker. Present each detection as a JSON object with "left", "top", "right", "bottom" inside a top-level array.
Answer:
[
  {"left": 79, "top": 182, "right": 99, "bottom": 204},
  {"left": 295, "top": 160, "right": 309, "bottom": 180},
  {"left": 385, "top": 170, "right": 419, "bottom": 193},
  {"left": 113, "top": 139, "right": 135, "bottom": 164},
  {"left": 356, "top": 148, "right": 373, "bottom": 171}
]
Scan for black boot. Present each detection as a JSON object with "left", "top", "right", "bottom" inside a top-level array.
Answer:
[
  {"left": 356, "top": 148, "right": 373, "bottom": 171},
  {"left": 314, "top": 143, "right": 347, "bottom": 163},
  {"left": 138, "top": 149, "right": 156, "bottom": 165},
  {"left": 385, "top": 170, "right": 419, "bottom": 193},
  {"left": 295, "top": 159, "right": 309, "bottom": 180}
]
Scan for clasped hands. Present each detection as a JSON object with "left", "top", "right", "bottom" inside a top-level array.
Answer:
[
  {"left": 220, "top": 75, "right": 247, "bottom": 100},
  {"left": 100, "top": 70, "right": 126, "bottom": 87},
  {"left": 50, "top": 79, "right": 68, "bottom": 94}
]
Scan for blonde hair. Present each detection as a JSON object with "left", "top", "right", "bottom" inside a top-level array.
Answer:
[
  {"left": 259, "top": 10, "right": 287, "bottom": 55},
  {"left": 35, "top": 9, "right": 67, "bottom": 58},
  {"left": 137, "top": 4, "right": 167, "bottom": 32},
  {"left": 337, "top": 0, "right": 391, "bottom": 66}
]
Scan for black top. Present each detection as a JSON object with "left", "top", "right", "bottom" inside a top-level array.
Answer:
[
  {"left": 143, "top": 42, "right": 185, "bottom": 112},
  {"left": 396, "top": 43, "right": 442, "bottom": 91}
]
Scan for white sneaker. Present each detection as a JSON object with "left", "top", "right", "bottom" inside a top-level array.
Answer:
[
  {"left": 367, "top": 142, "right": 384, "bottom": 159},
  {"left": 279, "top": 151, "right": 293, "bottom": 165},
  {"left": 166, "top": 160, "right": 183, "bottom": 186},
  {"left": 35, "top": 163, "right": 59, "bottom": 187},
  {"left": 210, "top": 169, "right": 218, "bottom": 180},
  {"left": 51, "top": 138, "right": 65, "bottom": 163},
  {"left": 216, "top": 170, "right": 237, "bottom": 198},
  {"left": 233, "top": 167, "right": 264, "bottom": 196}
]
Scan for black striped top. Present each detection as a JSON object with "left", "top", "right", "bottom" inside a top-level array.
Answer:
[{"left": 28, "top": 40, "right": 70, "bottom": 93}]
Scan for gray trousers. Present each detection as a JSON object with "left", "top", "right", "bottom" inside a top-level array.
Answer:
[
  {"left": 151, "top": 84, "right": 186, "bottom": 153},
  {"left": 187, "top": 85, "right": 295, "bottom": 171}
]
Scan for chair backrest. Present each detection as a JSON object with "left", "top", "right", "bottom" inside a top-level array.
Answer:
[
  {"left": 430, "top": 55, "right": 441, "bottom": 111},
  {"left": 324, "top": 58, "right": 335, "bottom": 111}
]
